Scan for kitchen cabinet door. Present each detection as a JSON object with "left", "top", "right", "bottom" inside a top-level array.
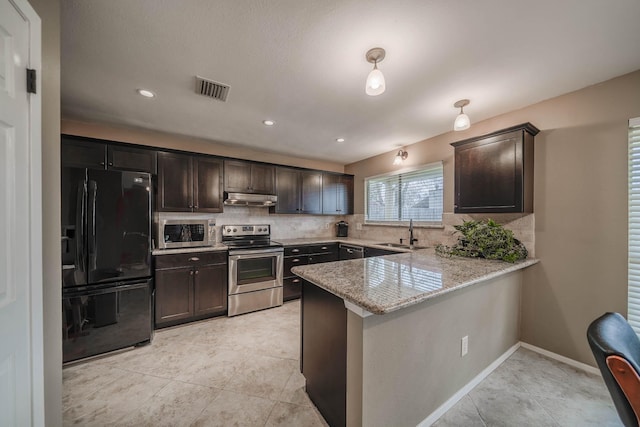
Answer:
[
  {"left": 157, "top": 152, "right": 193, "bottom": 212},
  {"left": 283, "top": 277, "right": 303, "bottom": 301},
  {"left": 61, "top": 137, "right": 106, "bottom": 169},
  {"left": 224, "top": 160, "right": 252, "bottom": 193},
  {"left": 155, "top": 267, "right": 194, "bottom": 324},
  {"left": 250, "top": 163, "right": 276, "bottom": 194},
  {"left": 275, "top": 167, "right": 301, "bottom": 213},
  {"left": 193, "top": 263, "right": 227, "bottom": 316},
  {"left": 452, "top": 123, "right": 537, "bottom": 213},
  {"left": 301, "top": 170, "right": 323, "bottom": 214},
  {"left": 322, "top": 174, "right": 354, "bottom": 215},
  {"left": 224, "top": 160, "right": 275, "bottom": 194},
  {"left": 107, "top": 145, "right": 157, "bottom": 174},
  {"left": 194, "top": 156, "right": 223, "bottom": 212}
]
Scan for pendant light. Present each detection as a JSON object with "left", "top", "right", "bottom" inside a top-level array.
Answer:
[
  {"left": 365, "top": 47, "right": 386, "bottom": 96},
  {"left": 453, "top": 99, "right": 471, "bottom": 131}
]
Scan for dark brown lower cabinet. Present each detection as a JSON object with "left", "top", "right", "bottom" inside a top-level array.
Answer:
[
  {"left": 301, "top": 280, "right": 347, "bottom": 427},
  {"left": 154, "top": 251, "right": 227, "bottom": 328},
  {"left": 283, "top": 243, "right": 338, "bottom": 301},
  {"left": 155, "top": 267, "right": 194, "bottom": 324},
  {"left": 193, "top": 263, "right": 227, "bottom": 316}
]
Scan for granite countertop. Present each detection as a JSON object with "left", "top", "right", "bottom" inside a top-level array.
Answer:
[
  {"left": 273, "top": 237, "right": 414, "bottom": 252},
  {"left": 151, "top": 244, "right": 228, "bottom": 255},
  {"left": 291, "top": 248, "right": 538, "bottom": 316}
]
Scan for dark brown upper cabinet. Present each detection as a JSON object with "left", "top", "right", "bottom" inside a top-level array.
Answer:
[
  {"left": 275, "top": 167, "right": 323, "bottom": 214},
  {"left": 61, "top": 135, "right": 157, "bottom": 174},
  {"left": 157, "top": 152, "right": 223, "bottom": 213},
  {"left": 322, "top": 173, "right": 354, "bottom": 215},
  {"left": 452, "top": 123, "right": 539, "bottom": 214},
  {"left": 224, "top": 160, "right": 275, "bottom": 194}
]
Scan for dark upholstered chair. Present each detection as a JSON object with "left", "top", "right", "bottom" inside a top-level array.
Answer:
[{"left": 587, "top": 312, "right": 640, "bottom": 427}]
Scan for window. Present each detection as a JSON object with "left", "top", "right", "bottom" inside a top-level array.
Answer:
[
  {"left": 365, "top": 161, "right": 443, "bottom": 224},
  {"left": 629, "top": 117, "right": 640, "bottom": 334}
]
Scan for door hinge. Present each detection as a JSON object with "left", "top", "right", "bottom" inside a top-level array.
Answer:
[{"left": 26, "top": 69, "right": 36, "bottom": 94}]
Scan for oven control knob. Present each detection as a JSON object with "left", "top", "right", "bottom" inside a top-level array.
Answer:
[
  {"left": 226, "top": 228, "right": 231, "bottom": 232},
  {"left": 233, "top": 228, "right": 237, "bottom": 232},
  {"left": 258, "top": 228, "right": 263, "bottom": 232}
]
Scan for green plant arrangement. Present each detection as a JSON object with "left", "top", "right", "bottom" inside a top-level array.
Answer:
[{"left": 435, "top": 219, "right": 528, "bottom": 263}]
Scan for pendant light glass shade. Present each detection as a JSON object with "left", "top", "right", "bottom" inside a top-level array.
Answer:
[
  {"left": 365, "top": 47, "right": 386, "bottom": 96},
  {"left": 454, "top": 112, "right": 470, "bottom": 131},
  {"left": 366, "top": 65, "right": 386, "bottom": 96},
  {"left": 453, "top": 99, "right": 471, "bottom": 131}
]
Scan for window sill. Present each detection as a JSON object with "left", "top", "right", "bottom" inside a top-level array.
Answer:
[{"left": 363, "top": 221, "right": 445, "bottom": 230}]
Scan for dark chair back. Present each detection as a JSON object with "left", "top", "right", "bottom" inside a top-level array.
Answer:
[{"left": 587, "top": 312, "right": 640, "bottom": 427}]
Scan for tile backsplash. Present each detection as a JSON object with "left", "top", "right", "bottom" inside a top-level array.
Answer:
[
  {"left": 157, "top": 208, "right": 535, "bottom": 256},
  {"left": 158, "top": 207, "right": 347, "bottom": 242},
  {"left": 345, "top": 213, "right": 535, "bottom": 257}
]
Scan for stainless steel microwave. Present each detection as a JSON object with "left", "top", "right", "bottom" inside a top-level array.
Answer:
[{"left": 156, "top": 218, "right": 216, "bottom": 249}]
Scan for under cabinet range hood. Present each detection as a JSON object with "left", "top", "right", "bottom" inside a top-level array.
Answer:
[{"left": 224, "top": 192, "right": 277, "bottom": 207}]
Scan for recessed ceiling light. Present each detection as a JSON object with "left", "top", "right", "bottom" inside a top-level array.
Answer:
[
  {"left": 336, "top": 138, "right": 345, "bottom": 143},
  {"left": 137, "top": 89, "right": 155, "bottom": 98},
  {"left": 263, "top": 120, "right": 275, "bottom": 126}
]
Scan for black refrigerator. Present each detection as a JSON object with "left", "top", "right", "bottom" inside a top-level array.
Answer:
[{"left": 61, "top": 168, "right": 153, "bottom": 363}]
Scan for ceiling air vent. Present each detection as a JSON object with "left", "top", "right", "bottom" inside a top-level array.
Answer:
[{"left": 195, "top": 76, "right": 230, "bottom": 102}]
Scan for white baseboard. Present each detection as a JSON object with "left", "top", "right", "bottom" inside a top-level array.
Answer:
[
  {"left": 417, "top": 341, "right": 601, "bottom": 426},
  {"left": 417, "top": 342, "right": 521, "bottom": 427},
  {"left": 519, "top": 342, "right": 600, "bottom": 376}
]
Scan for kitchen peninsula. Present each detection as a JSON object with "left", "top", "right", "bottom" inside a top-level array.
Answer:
[{"left": 292, "top": 249, "right": 537, "bottom": 427}]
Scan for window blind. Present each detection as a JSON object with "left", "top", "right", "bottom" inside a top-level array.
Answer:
[
  {"left": 365, "top": 161, "right": 443, "bottom": 223},
  {"left": 629, "top": 117, "right": 640, "bottom": 334}
]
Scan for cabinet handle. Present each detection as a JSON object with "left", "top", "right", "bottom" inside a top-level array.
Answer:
[
  {"left": 195, "top": 270, "right": 199, "bottom": 275},
  {"left": 108, "top": 162, "right": 113, "bottom": 166},
  {"left": 99, "top": 161, "right": 105, "bottom": 166},
  {"left": 293, "top": 258, "right": 300, "bottom": 263},
  {"left": 292, "top": 279, "right": 301, "bottom": 284},
  {"left": 291, "top": 249, "right": 300, "bottom": 253},
  {"left": 194, "top": 205, "right": 199, "bottom": 209},
  {"left": 189, "top": 257, "right": 200, "bottom": 262},
  {"left": 321, "top": 246, "right": 328, "bottom": 250},
  {"left": 190, "top": 271, "right": 194, "bottom": 276}
]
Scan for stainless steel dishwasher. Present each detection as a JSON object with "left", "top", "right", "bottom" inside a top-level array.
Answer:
[{"left": 339, "top": 244, "right": 364, "bottom": 260}]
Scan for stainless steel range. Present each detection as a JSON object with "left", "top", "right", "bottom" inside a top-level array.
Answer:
[{"left": 222, "top": 224, "right": 284, "bottom": 316}]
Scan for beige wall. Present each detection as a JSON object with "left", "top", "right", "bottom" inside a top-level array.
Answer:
[
  {"left": 346, "top": 70, "right": 640, "bottom": 366},
  {"left": 30, "top": 0, "right": 62, "bottom": 425},
  {"left": 61, "top": 119, "right": 344, "bottom": 173},
  {"left": 355, "top": 272, "right": 522, "bottom": 426}
]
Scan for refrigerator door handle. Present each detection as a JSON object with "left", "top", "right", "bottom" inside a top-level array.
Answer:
[
  {"left": 74, "top": 180, "right": 87, "bottom": 283},
  {"left": 88, "top": 180, "right": 98, "bottom": 272}
]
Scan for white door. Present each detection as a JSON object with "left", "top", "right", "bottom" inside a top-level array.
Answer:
[{"left": 0, "top": 0, "right": 43, "bottom": 426}]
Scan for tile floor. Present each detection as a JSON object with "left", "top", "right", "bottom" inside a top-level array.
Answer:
[{"left": 63, "top": 300, "right": 621, "bottom": 427}]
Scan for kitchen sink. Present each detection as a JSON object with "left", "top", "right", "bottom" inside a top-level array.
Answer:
[{"left": 375, "top": 242, "right": 429, "bottom": 250}]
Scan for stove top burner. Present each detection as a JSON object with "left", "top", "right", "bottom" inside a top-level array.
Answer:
[{"left": 221, "top": 224, "right": 281, "bottom": 250}]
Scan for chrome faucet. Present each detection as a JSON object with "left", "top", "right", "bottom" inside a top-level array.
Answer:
[{"left": 409, "top": 218, "right": 417, "bottom": 249}]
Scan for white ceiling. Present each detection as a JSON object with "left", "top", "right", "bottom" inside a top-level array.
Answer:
[{"left": 61, "top": 0, "right": 640, "bottom": 165}]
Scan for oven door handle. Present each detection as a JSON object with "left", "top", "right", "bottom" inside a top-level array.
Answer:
[{"left": 228, "top": 247, "right": 284, "bottom": 257}]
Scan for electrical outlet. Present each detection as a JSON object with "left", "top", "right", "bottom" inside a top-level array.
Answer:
[
  {"left": 356, "top": 223, "right": 363, "bottom": 230},
  {"left": 324, "top": 223, "right": 330, "bottom": 229},
  {"left": 461, "top": 336, "right": 468, "bottom": 357}
]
